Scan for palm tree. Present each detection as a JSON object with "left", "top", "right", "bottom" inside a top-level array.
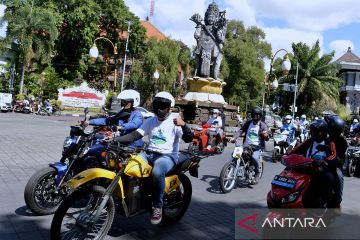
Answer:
[
  {"left": 279, "top": 40, "right": 341, "bottom": 113},
  {"left": 1, "top": 0, "right": 61, "bottom": 94}
]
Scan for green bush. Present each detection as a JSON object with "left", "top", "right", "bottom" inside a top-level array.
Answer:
[
  {"left": 336, "top": 104, "right": 351, "bottom": 121},
  {"left": 105, "top": 92, "right": 116, "bottom": 109},
  {"left": 16, "top": 94, "right": 25, "bottom": 100}
]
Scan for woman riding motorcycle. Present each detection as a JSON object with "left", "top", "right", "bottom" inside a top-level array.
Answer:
[
  {"left": 89, "top": 89, "right": 144, "bottom": 147},
  {"left": 206, "top": 108, "right": 223, "bottom": 150}
]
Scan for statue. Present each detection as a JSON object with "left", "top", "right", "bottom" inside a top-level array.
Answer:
[{"left": 190, "top": 2, "right": 227, "bottom": 80}]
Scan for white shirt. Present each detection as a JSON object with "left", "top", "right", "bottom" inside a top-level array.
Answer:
[
  {"left": 207, "top": 116, "right": 222, "bottom": 128},
  {"left": 245, "top": 122, "right": 260, "bottom": 146},
  {"left": 137, "top": 113, "right": 183, "bottom": 161},
  {"left": 306, "top": 141, "right": 327, "bottom": 160}
]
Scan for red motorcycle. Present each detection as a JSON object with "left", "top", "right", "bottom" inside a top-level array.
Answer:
[
  {"left": 267, "top": 146, "right": 338, "bottom": 210},
  {"left": 188, "top": 122, "right": 227, "bottom": 153}
]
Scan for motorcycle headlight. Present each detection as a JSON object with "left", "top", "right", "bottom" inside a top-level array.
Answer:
[
  {"left": 280, "top": 191, "right": 300, "bottom": 204},
  {"left": 63, "top": 137, "right": 74, "bottom": 148}
]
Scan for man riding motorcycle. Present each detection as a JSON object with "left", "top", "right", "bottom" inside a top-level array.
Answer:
[
  {"left": 289, "top": 119, "right": 341, "bottom": 209},
  {"left": 206, "top": 108, "right": 223, "bottom": 150},
  {"left": 281, "top": 115, "right": 298, "bottom": 146},
  {"left": 230, "top": 107, "right": 269, "bottom": 184},
  {"left": 350, "top": 119, "right": 359, "bottom": 133},
  {"left": 110, "top": 92, "right": 194, "bottom": 224},
  {"left": 89, "top": 89, "right": 143, "bottom": 147}
]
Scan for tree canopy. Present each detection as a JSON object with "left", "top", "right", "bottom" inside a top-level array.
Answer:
[{"left": 221, "top": 20, "right": 272, "bottom": 110}]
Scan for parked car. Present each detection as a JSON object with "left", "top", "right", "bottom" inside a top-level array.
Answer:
[
  {"left": 0, "top": 93, "right": 12, "bottom": 112},
  {"left": 136, "top": 107, "right": 155, "bottom": 119}
]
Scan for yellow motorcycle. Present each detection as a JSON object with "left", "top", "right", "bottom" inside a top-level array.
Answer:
[{"left": 50, "top": 144, "right": 206, "bottom": 240}]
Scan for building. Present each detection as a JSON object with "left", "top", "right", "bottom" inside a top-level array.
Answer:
[{"left": 337, "top": 47, "right": 360, "bottom": 114}]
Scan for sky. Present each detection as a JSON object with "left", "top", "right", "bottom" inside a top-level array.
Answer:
[
  {"left": 124, "top": 0, "right": 360, "bottom": 70},
  {"left": 1, "top": 1, "right": 359, "bottom": 70}
]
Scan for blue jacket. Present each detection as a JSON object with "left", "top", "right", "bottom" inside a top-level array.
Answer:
[
  {"left": 281, "top": 123, "right": 297, "bottom": 143},
  {"left": 89, "top": 109, "right": 144, "bottom": 147}
]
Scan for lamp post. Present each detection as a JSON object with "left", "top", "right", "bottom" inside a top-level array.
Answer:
[
  {"left": 262, "top": 49, "right": 291, "bottom": 109},
  {"left": 89, "top": 37, "right": 118, "bottom": 91}
]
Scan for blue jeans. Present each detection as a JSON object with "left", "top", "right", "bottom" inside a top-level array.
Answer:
[
  {"left": 252, "top": 150, "right": 262, "bottom": 174},
  {"left": 140, "top": 152, "right": 175, "bottom": 208}
]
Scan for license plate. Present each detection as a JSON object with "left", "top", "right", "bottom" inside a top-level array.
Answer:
[{"left": 271, "top": 175, "right": 296, "bottom": 188}]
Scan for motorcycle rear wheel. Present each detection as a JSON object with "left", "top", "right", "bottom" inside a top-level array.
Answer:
[
  {"left": 24, "top": 166, "right": 63, "bottom": 215},
  {"left": 272, "top": 149, "right": 281, "bottom": 162},
  {"left": 219, "top": 161, "right": 237, "bottom": 193},
  {"left": 162, "top": 174, "right": 192, "bottom": 224},
  {"left": 50, "top": 185, "right": 115, "bottom": 240}
]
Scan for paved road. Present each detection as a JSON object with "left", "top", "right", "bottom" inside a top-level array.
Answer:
[{"left": 0, "top": 113, "right": 360, "bottom": 240}]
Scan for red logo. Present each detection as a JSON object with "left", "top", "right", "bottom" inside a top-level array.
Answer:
[{"left": 237, "top": 214, "right": 258, "bottom": 234}]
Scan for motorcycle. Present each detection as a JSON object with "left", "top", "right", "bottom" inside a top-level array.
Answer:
[
  {"left": 24, "top": 108, "right": 117, "bottom": 215},
  {"left": 13, "top": 100, "right": 31, "bottom": 114},
  {"left": 345, "top": 142, "right": 360, "bottom": 177},
  {"left": 188, "top": 122, "right": 227, "bottom": 154},
  {"left": 50, "top": 145, "right": 208, "bottom": 239},
  {"left": 219, "top": 144, "right": 264, "bottom": 193},
  {"left": 267, "top": 146, "right": 339, "bottom": 210},
  {"left": 272, "top": 130, "right": 299, "bottom": 162}
]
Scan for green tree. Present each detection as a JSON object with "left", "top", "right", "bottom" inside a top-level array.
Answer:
[
  {"left": 222, "top": 20, "right": 272, "bottom": 109},
  {"left": 51, "top": 0, "right": 145, "bottom": 85},
  {"left": 279, "top": 40, "right": 341, "bottom": 114},
  {"left": 141, "top": 38, "right": 181, "bottom": 101},
  {"left": 0, "top": 0, "right": 62, "bottom": 94}
]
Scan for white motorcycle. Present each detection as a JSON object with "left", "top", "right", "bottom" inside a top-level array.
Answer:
[
  {"left": 272, "top": 130, "right": 299, "bottom": 162},
  {"left": 219, "top": 144, "right": 264, "bottom": 193}
]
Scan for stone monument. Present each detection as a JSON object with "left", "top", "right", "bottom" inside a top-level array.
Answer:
[{"left": 184, "top": 1, "right": 228, "bottom": 104}]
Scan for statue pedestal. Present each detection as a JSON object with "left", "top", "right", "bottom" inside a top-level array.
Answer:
[{"left": 184, "top": 77, "right": 226, "bottom": 104}]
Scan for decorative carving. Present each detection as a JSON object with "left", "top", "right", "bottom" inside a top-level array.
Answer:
[{"left": 190, "top": 2, "right": 227, "bottom": 80}]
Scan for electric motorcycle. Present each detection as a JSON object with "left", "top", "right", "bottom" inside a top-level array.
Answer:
[
  {"left": 24, "top": 108, "right": 117, "bottom": 215},
  {"left": 50, "top": 145, "right": 208, "bottom": 240},
  {"left": 267, "top": 146, "right": 338, "bottom": 209},
  {"left": 188, "top": 122, "right": 227, "bottom": 154},
  {"left": 219, "top": 144, "right": 264, "bottom": 193}
]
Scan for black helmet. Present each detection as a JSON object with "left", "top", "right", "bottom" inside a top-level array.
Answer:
[
  {"left": 310, "top": 119, "right": 328, "bottom": 133},
  {"left": 251, "top": 106, "right": 262, "bottom": 117},
  {"left": 324, "top": 115, "right": 345, "bottom": 137}
]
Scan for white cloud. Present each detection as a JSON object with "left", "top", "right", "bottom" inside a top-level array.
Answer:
[
  {"left": 223, "top": 0, "right": 257, "bottom": 26},
  {"left": 249, "top": 0, "right": 360, "bottom": 31},
  {"left": 329, "top": 40, "right": 355, "bottom": 60},
  {"left": 264, "top": 27, "right": 323, "bottom": 54},
  {"left": 0, "top": 4, "right": 6, "bottom": 37}
]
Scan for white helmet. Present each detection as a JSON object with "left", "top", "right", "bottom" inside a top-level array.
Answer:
[
  {"left": 154, "top": 92, "right": 175, "bottom": 107},
  {"left": 285, "top": 115, "right": 292, "bottom": 120},
  {"left": 353, "top": 119, "right": 359, "bottom": 123},
  {"left": 117, "top": 89, "right": 140, "bottom": 107},
  {"left": 301, "top": 114, "right": 306, "bottom": 119},
  {"left": 211, "top": 109, "right": 220, "bottom": 114}
]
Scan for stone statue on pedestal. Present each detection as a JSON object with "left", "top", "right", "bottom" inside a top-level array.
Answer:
[{"left": 190, "top": 2, "right": 227, "bottom": 80}]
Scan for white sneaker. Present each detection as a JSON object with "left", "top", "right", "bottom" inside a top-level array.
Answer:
[{"left": 206, "top": 145, "right": 212, "bottom": 150}]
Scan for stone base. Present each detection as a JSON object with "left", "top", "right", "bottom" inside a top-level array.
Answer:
[
  {"left": 183, "top": 92, "right": 226, "bottom": 104},
  {"left": 187, "top": 77, "right": 226, "bottom": 95}
]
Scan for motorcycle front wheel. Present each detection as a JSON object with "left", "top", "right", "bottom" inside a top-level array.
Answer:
[
  {"left": 50, "top": 185, "right": 115, "bottom": 240},
  {"left": 162, "top": 174, "right": 192, "bottom": 224},
  {"left": 24, "top": 166, "right": 64, "bottom": 215},
  {"left": 219, "top": 161, "right": 237, "bottom": 193},
  {"left": 272, "top": 149, "right": 281, "bottom": 162},
  {"left": 346, "top": 158, "right": 357, "bottom": 177}
]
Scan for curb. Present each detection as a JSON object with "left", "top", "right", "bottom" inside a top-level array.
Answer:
[{"left": 62, "top": 114, "right": 86, "bottom": 117}]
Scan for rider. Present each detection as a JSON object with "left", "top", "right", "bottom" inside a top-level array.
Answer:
[
  {"left": 281, "top": 115, "right": 298, "bottom": 146},
  {"left": 350, "top": 119, "right": 359, "bottom": 133},
  {"left": 112, "top": 92, "right": 194, "bottom": 224},
  {"left": 299, "top": 114, "right": 310, "bottom": 141},
  {"left": 206, "top": 108, "right": 223, "bottom": 150},
  {"left": 230, "top": 106, "right": 269, "bottom": 184},
  {"left": 89, "top": 89, "right": 143, "bottom": 147},
  {"left": 324, "top": 115, "right": 346, "bottom": 208},
  {"left": 289, "top": 120, "right": 340, "bottom": 208}
]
